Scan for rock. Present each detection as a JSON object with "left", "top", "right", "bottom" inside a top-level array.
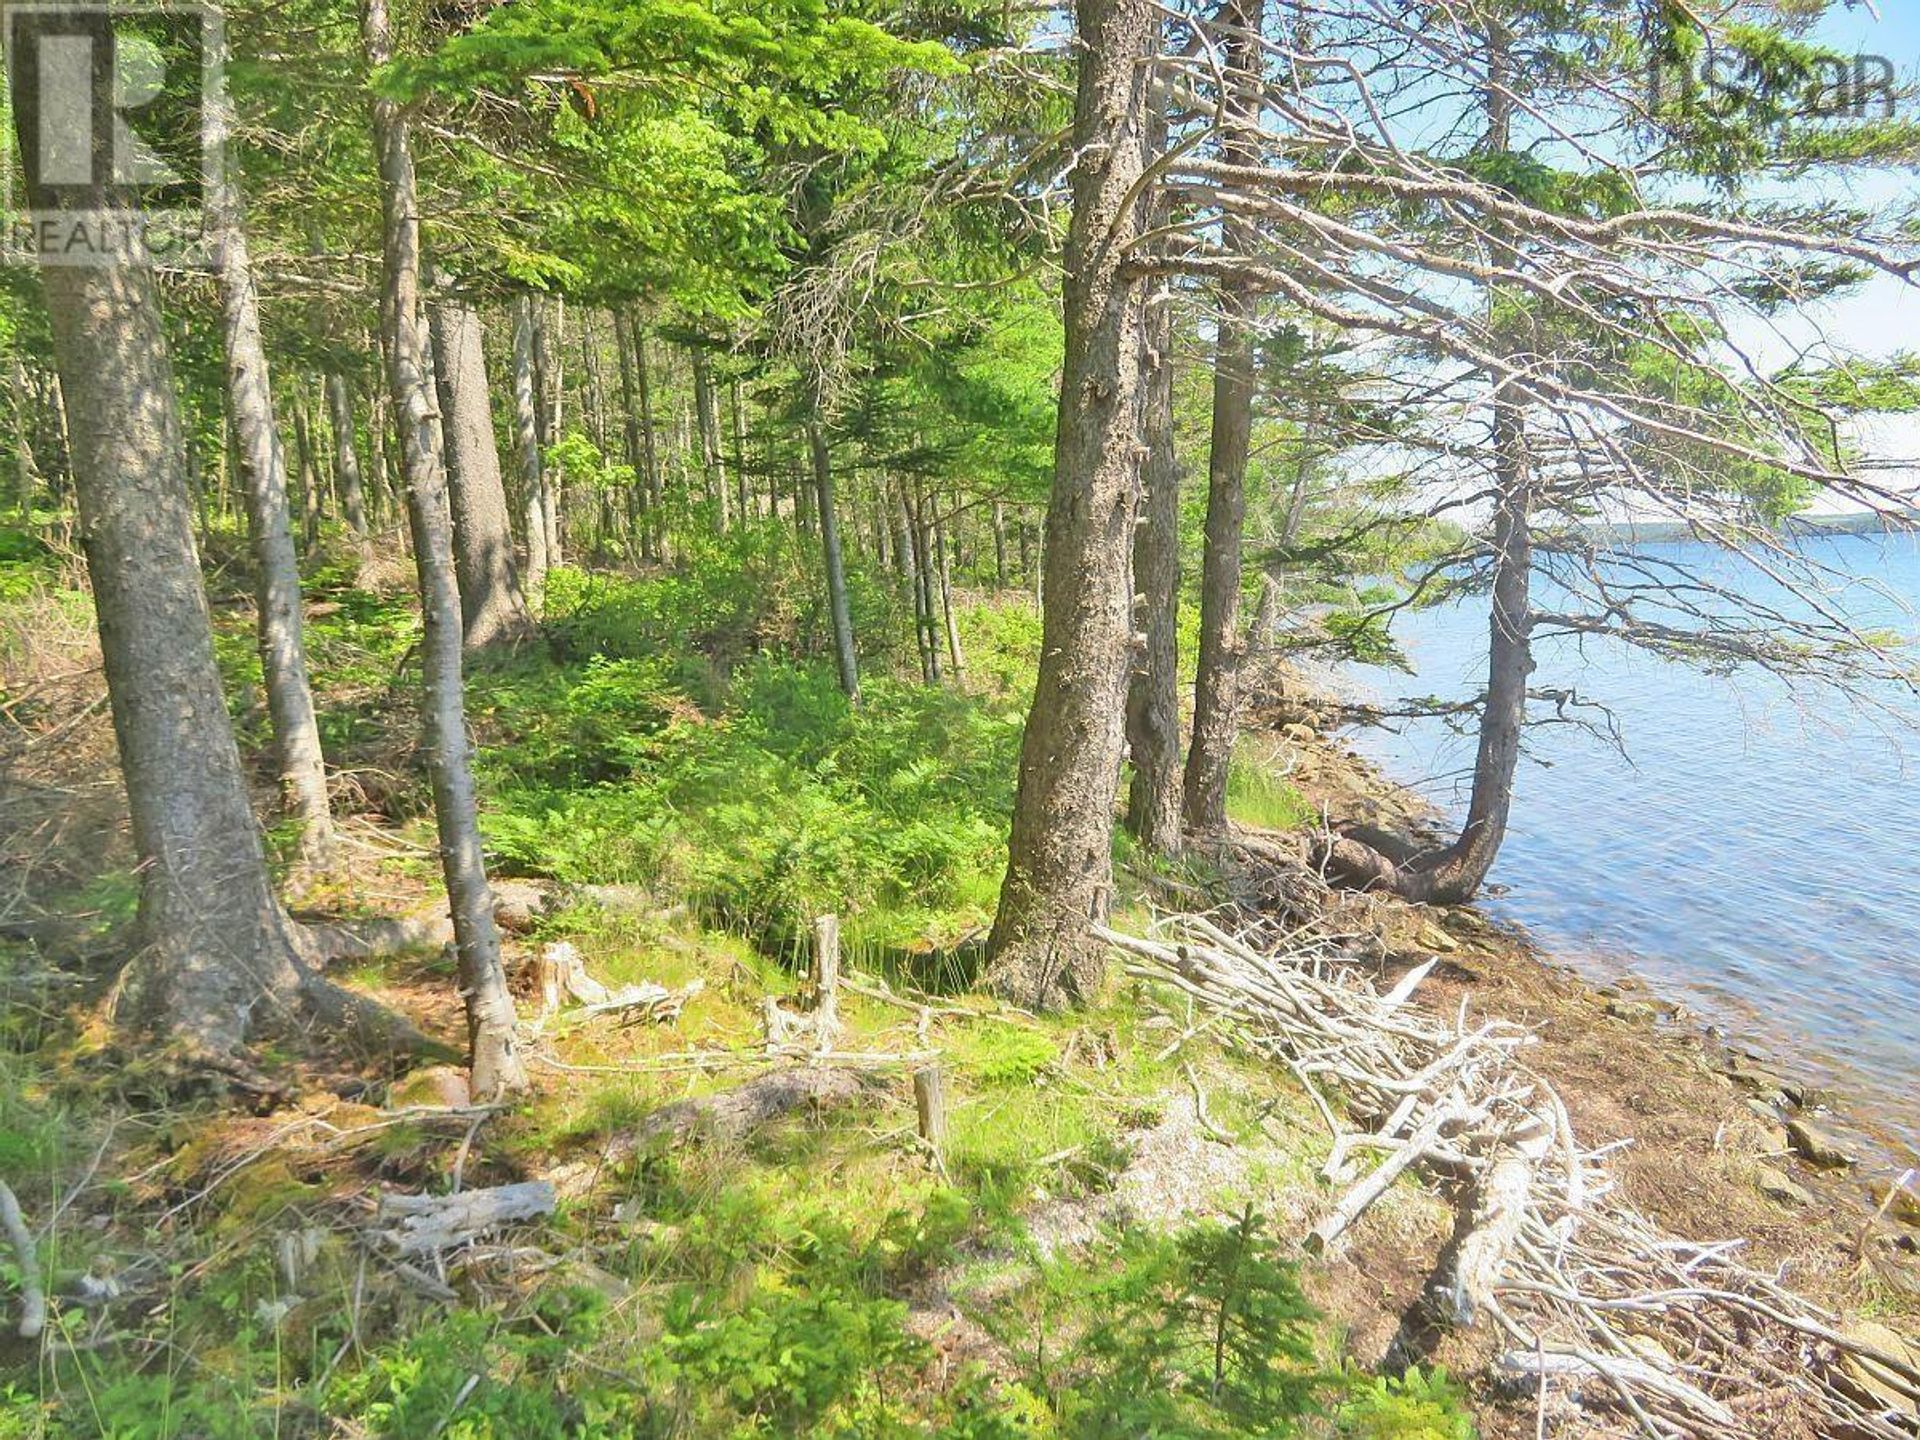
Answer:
[
  {"left": 491, "top": 878, "right": 550, "bottom": 934},
  {"left": 1419, "top": 923, "right": 1459, "bottom": 954},
  {"left": 1743, "top": 1099, "right": 1783, "bottom": 1125},
  {"left": 1837, "top": 1320, "right": 1920, "bottom": 1416},
  {"left": 387, "top": 1065, "right": 471, "bottom": 1110},
  {"left": 1874, "top": 1179, "right": 1920, "bottom": 1228},
  {"left": 1755, "top": 1168, "right": 1815, "bottom": 1207},
  {"left": 1781, "top": 1081, "right": 1839, "bottom": 1111},
  {"left": 1785, "top": 1118, "right": 1853, "bottom": 1169},
  {"left": 1605, "top": 998, "right": 1657, "bottom": 1023},
  {"left": 1281, "top": 721, "right": 1317, "bottom": 743},
  {"left": 1725, "top": 1065, "right": 1787, "bottom": 1096}
]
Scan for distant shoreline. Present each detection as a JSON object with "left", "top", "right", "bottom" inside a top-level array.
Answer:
[{"left": 1574, "top": 509, "right": 1920, "bottom": 544}]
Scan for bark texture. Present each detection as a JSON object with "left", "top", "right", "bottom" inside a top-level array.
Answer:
[
  {"left": 1182, "top": 0, "right": 1264, "bottom": 838},
  {"left": 365, "top": 0, "right": 527, "bottom": 1098},
  {"left": 215, "top": 186, "right": 335, "bottom": 867},
  {"left": 41, "top": 252, "right": 311, "bottom": 1055},
  {"left": 429, "top": 295, "right": 533, "bottom": 648},
  {"left": 983, "top": 0, "right": 1155, "bottom": 1008}
]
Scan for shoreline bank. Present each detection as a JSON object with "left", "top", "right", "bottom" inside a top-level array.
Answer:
[{"left": 1249, "top": 693, "right": 1920, "bottom": 1320}]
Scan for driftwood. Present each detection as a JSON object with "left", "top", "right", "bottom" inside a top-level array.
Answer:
[
  {"left": 0, "top": 1181, "right": 45, "bottom": 1339},
  {"left": 1098, "top": 915, "right": 1920, "bottom": 1440},
  {"left": 374, "top": 1181, "right": 557, "bottom": 1257},
  {"left": 547, "top": 1068, "right": 867, "bottom": 1199}
]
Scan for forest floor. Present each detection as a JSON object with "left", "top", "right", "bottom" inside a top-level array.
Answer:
[{"left": 0, "top": 523, "right": 1916, "bottom": 1437}]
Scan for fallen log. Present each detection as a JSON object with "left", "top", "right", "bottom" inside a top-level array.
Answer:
[{"left": 1449, "top": 1111, "right": 1554, "bottom": 1326}]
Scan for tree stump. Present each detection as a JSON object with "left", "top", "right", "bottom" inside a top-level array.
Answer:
[
  {"left": 812, "top": 913, "right": 841, "bottom": 1050},
  {"left": 913, "top": 1065, "right": 947, "bottom": 1161}
]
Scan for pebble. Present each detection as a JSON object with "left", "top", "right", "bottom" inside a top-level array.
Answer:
[{"left": 1605, "top": 998, "right": 1657, "bottom": 1023}]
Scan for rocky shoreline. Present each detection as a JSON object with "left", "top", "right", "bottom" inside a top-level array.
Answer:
[{"left": 1250, "top": 692, "right": 1920, "bottom": 1329}]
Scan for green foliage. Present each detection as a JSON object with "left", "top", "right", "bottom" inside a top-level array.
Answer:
[
  {"left": 1334, "top": 1367, "right": 1477, "bottom": 1440},
  {"left": 1226, "top": 751, "right": 1313, "bottom": 832},
  {"left": 991, "top": 1210, "right": 1323, "bottom": 1439}
]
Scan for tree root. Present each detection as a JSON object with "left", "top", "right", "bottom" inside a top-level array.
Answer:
[
  {"left": 297, "top": 913, "right": 453, "bottom": 966},
  {"left": 296, "top": 972, "right": 447, "bottom": 1065}
]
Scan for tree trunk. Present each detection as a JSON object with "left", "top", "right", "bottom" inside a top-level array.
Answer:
[
  {"left": 215, "top": 181, "right": 335, "bottom": 869},
  {"left": 428, "top": 294, "right": 533, "bottom": 649},
  {"left": 691, "top": 346, "right": 729, "bottom": 529},
  {"left": 983, "top": 0, "right": 1154, "bottom": 1008},
  {"left": 1125, "top": 270, "right": 1183, "bottom": 857},
  {"left": 731, "top": 374, "right": 750, "bottom": 524},
  {"left": 326, "top": 372, "right": 373, "bottom": 568},
  {"left": 364, "top": 0, "right": 527, "bottom": 1099},
  {"left": 612, "top": 309, "right": 651, "bottom": 560},
  {"left": 808, "top": 414, "right": 859, "bottom": 700},
  {"left": 933, "top": 495, "right": 965, "bottom": 683},
  {"left": 9, "top": 357, "right": 40, "bottom": 519},
  {"left": 991, "top": 500, "right": 1008, "bottom": 589},
  {"left": 6, "top": 68, "right": 325, "bottom": 1056},
  {"left": 367, "top": 382, "right": 394, "bottom": 532},
  {"left": 532, "top": 298, "right": 564, "bottom": 567},
  {"left": 291, "top": 395, "right": 322, "bottom": 550},
  {"left": 1322, "top": 17, "right": 1531, "bottom": 908},
  {"left": 511, "top": 294, "right": 550, "bottom": 599},
  {"left": 908, "top": 483, "right": 942, "bottom": 685},
  {"left": 1182, "top": 0, "right": 1264, "bottom": 839},
  {"left": 45, "top": 263, "right": 315, "bottom": 1055}
]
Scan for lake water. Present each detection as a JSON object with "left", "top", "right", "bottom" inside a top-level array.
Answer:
[{"left": 1346, "top": 530, "right": 1920, "bottom": 1170}]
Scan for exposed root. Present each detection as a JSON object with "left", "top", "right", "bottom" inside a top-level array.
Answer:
[
  {"left": 1098, "top": 914, "right": 1920, "bottom": 1438},
  {"left": 296, "top": 972, "right": 445, "bottom": 1064},
  {"left": 298, "top": 913, "right": 453, "bottom": 965}
]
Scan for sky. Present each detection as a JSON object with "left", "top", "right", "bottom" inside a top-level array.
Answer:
[
  {"left": 1732, "top": 2, "right": 1920, "bottom": 369},
  {"left": 1720, "top": 3, "right": 1920, "bottom": 497}
]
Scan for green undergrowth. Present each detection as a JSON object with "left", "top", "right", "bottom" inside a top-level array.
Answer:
[
  {"left": 0, "top": 523, "right": 1459, "bottom": 1437},
  {"left": 0, "top": 894, "right": 1473, "bottom": 1439}
]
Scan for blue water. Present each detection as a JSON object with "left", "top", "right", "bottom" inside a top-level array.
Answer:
[{"left": 1347, "top": 531, "right": 1920, "bottom": 1167}]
